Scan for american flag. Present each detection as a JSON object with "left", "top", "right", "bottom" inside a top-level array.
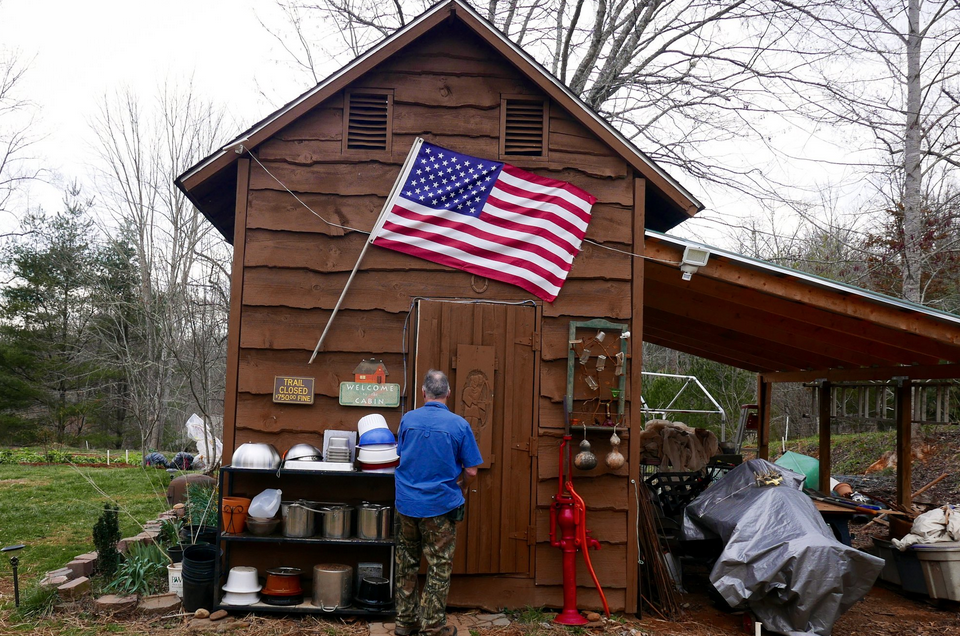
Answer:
[{"left": 371, "top": 140, "right": 596, "bottom": 302}]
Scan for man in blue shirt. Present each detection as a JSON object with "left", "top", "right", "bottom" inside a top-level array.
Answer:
[{"left": 394, "top": 370, "right": 483, "bottom": 636}]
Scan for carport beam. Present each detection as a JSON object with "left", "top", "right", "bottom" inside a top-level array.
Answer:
[{"left": 757, "top": 377, "right": 772, "bottom": 460}]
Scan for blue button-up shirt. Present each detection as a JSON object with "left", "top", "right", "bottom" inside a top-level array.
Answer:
[{"left": 395, "top": 402, "right": 483, "bottom": 518}]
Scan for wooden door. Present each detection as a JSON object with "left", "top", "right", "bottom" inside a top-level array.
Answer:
[{"left": 413, "top": 300, "right": 538, "bottom": 575}]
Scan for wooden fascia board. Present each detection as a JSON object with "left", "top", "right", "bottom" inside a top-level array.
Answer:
[
  {"left": 645, "top": 266, "right": 944, "bottom": 366},
  {"left": 761, "top": 363, "right": 960, "bottom": 384},
  {"left": 643, "top": 308, "right": 821, "bottom": 370},
  {"left": 180, "top": 6, "right": 454, "bottom": 196},
  {"left": 450, "top": 8, "right": 699, "bottom": 218},
  {"left": 644, "top": 280, "right": 890, "bottom": 368},
  {"left": 645, "top": 239, "right": 960, "bottom": 356}
]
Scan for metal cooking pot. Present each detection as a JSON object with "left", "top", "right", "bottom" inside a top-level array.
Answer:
[
  {"left": 313, "top": 563, "right": 353, "bottom": 610},
  {"left": 318, "top": 505, "right": 354, "bottom": 539},
  {"left": 283, "top": 500, "right": 317, "bottom": 537},
  {"left": 231, "top": 442, "right": 281, "bottom": 469},
  {"left": 357, "top": 503, "right": 391, "bottom": 540}
]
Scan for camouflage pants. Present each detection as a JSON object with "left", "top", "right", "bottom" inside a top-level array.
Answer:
[{"left": 394, "top": 510, "right": 458, "bottom": 633}]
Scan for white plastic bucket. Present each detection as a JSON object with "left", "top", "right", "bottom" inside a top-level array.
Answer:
[{"left": 168, "top": 563, "right": 184, "bottom": 597}]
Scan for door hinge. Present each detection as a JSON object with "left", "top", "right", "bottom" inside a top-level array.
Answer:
[
  {"left": 515, "top": 330, "right": 540, "bottom": 351},
  {"left": 511, "top": 437, "right": 538, "bottom": 457},
  {"left": 509, "top": 525, "right": 537, "bottom": 546}
]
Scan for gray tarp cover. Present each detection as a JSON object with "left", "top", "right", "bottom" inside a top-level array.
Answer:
[{"left": 682, "top": 459, "right": 883, "bottom": 636}]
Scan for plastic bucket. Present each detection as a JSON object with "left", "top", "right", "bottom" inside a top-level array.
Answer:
[
  {"left": 182, "top": 544, "right": 219, "bottom": 612},
  {"left": 167, "top": 563, "right": 184, "bottom": 597}
]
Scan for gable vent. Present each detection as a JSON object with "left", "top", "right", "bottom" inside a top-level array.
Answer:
[
  {"left": 346, "top": 91, "right": 392, "bottom": 151},
  {"left": 503, "top": 98, "right": 547, "bottom": 156}
]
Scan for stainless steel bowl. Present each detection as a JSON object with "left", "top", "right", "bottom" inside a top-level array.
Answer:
[
  {"left": 231, "top": 442, "right": 282, "bottom": 469},
  {"left": 285, "top": 443, "right": 323, "bottom": 462}
]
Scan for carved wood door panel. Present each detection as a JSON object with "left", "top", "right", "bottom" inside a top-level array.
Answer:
[{"left": 413, "top": 299, "right": 537, "bottom": 575}]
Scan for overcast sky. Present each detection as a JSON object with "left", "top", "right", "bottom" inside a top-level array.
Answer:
[
  {"left": 0, "top": 0, "right": 311, "bottom": 220},
  {"left": 0, "top": 0, "right": 851, "bottom": 247}
]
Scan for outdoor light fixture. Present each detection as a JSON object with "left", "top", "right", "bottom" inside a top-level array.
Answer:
[
  {"left": 2, "top": 544, "right": 24, "bottom": 607},
  {"left": 680, "top": 246, "right": 711, "bottom": 281}
]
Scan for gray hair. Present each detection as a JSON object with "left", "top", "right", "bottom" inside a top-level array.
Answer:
[{"left": 422, "top": 369, "right": 450, "bottom": 399}]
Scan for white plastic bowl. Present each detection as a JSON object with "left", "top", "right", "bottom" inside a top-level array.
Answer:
[
  {"left": 221, "top": 590, "right": 260, "bottom": 605},
  {"left": 221, "top": 566, "right": 262, "bottom": 593},
  {"left": 357, "top": 446, "right": 399, "bottom": 464},
  {"left": 357, "top": 413, "right": 390, "bottom": 436}
]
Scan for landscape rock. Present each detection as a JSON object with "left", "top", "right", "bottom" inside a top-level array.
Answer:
[
  {"left": 57, "top": 576, "right": 90, "bottom": 600},
  {"left": 66, "top": 558, "right": 94, "bottom": 578},
  {"left": 586, "top": 612, "right": 602, "bottom": 622},
  {"left": 138, "top": 592, "right": 181, "bottom": 616},
  {"left": 40, "top": 574, "right": 68, "bottom": 588},
  {"left": 194, "top": 608, "right": 211, "bottom": 618},
  {"left": 44, "top": 566, "right": 73, "bottom": 581},
  {"left": 210, "top": 609, "right": 229, "bottom": 621},
  {"left": 94, "top": 594, "right": 138, "bottom": 614}
]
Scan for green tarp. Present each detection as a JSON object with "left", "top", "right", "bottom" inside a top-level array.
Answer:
[{"left": 775, "top": 451, "right": 820, "bottom": 490}]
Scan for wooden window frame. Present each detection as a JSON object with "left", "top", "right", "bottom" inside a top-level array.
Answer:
[
  {"left": 499, "top": 94, "right": 549, "bottom": 161},
  {"left": 342, "top": 89, "right": 394, "bottom": 155}
]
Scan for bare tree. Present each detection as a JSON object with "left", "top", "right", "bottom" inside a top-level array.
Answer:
[
  {"left": 0, "top": 43, "right": 40, "bottom": 231},
  {"left": 259, "top": 0, "right": 837, "bottom": 208},
  {"left": 784, "top": 0, "right": 960, "bottom": 304},
  {"left": 91, "top": 81, "right": 229, "bottom": 454}
]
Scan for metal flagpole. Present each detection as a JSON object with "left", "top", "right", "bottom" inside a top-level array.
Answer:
[{"left": 308, "top": 138, "right": 424, "bottom": 364}]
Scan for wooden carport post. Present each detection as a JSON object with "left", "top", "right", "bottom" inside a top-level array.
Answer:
[
  {"left": 818, "top": 380, "right": 832, "bottom": 494},
  {"left": 895, "top": 378, "right": 912, "bottom": 508},
  {"left": 757, "top": 377, "right": 772, "bottom": 460}
]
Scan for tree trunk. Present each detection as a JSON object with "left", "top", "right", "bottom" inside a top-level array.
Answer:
[{"left": 902, "top": 0, "right": 923, "bottom": 303}]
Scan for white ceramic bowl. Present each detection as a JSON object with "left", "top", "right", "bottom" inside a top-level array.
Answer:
[
  {"left": 222, "top": 566, "right": 262, "bottom": 593},
  {"left": 221, "top": 590, "right": 260, "bottom": 605},
  {"left": 357, "top": 413, "right": 390, "bottom": 436},
  {"left": 357, "top": 446, "right": 399, "bottom": 464}
]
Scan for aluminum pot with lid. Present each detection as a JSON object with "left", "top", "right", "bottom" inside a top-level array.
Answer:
[
  {"left": 357, "top": 503, "right": 391, "bottom": 539},
  {"left": 318, "top": 504, "right": 354, "bottom": 539},
  {"left": 231, "top": 442, "right": 281, "bottom": 469},
  {"left": 283, "top": 500, "right": 317, "bottom": 537}
]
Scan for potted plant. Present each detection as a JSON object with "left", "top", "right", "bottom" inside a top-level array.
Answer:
[
  {"left": 182, "top": 483, "right": 219, "bottom": 545},
  {"left": 159, "top": 518, "right": 185, "bottom": 563}
]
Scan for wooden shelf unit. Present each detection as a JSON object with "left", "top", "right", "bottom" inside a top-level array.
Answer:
[{"left": 216, "top": 466, "right": 397, "bottom": 616}]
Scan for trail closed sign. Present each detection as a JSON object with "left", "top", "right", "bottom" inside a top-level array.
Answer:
[{"left": 273, "top": 376, "right": 315, "bottom": 404}]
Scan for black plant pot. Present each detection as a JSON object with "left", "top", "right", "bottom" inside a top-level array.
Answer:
[
  {"left": 167, "top": 545, "right": 184, "bottom": 564},
  {"left": 180, "top": 525, "right": 218, "bottom": 545}
]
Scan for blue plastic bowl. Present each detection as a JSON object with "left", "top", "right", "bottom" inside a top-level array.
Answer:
[{"left": 358, "top": 428, "right": 397, "bottom": 447}]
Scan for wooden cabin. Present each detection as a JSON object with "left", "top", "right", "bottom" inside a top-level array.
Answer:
[
  {"left": 178, "top": 0, "right": 698, "bottom": 613},
  {"left": 178, "top": 0, "right": 960, "bottom": 615}
]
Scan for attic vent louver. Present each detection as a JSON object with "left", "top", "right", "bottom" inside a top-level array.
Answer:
[
  {"left": 503, "top": 98, "right": 547, "bottom": 157},
  {"left": 346, "top": 91, "right": 392, "bottom": 151}
]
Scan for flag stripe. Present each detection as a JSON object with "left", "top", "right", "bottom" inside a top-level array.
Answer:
[
  {"left": 496, "top": 169, "right": 594, "bottom": 223},
  {"left": 370, "top": 140, "right": 595, "bottom": 302},
  {"left": 391, "top": 197, "right": 577, "bottom": 267},
  {"left": 501, "top": 164, "right": 597, "bottom": 207},
  {"left": 484, "top": 192, "right": 587, "bottom": 248},
  {"left": 386, "top": 202, "right": 573, "bottom": 275},
  {"left": 373, "top": 236, "right": 561, "bottom": 300},
  {"left": 375, "top": 227, "right": 563, "bottom": 300}
]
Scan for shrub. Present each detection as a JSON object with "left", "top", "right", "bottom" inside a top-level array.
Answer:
[{"left": 93, "top": 504, "right": 121, "bottom": 577}]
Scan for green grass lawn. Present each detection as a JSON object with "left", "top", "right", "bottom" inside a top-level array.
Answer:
[{"left": 0, "top": 464, "right": 173, "bottom": 586}]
